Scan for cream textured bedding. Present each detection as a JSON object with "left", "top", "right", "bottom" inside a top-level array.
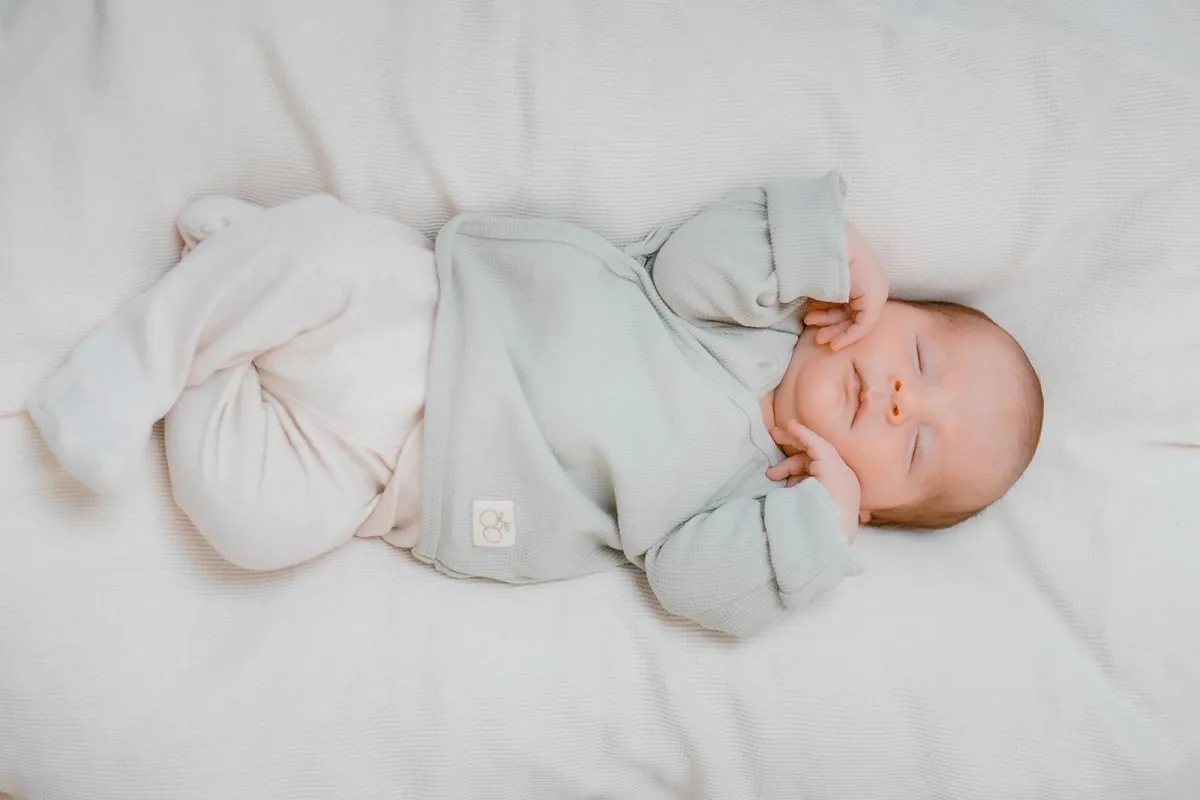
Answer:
[{"left": 2, "top": 1, "right": 1199, "bottom": 798}]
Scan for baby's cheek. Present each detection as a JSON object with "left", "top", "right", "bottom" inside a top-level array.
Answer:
[{"left": 838, "top": 435, "right": 894, "bottom": 491}]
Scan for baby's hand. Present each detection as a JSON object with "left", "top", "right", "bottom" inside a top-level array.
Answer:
[
  {"left": 802, "top": 220, "right": 889, "bottom": 351},
  {"left": 766, "top": 421, "right": 862, "bottom": 543}
]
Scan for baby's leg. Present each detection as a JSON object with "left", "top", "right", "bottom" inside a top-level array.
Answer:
[
  {"left": 27, "top": 194, "right": 264, "bottom": 491},
  {"left": 165, "top": 216, "right": 437, "bottom": 570},
  {"left": 30, "top": 194, "right": 436, "bottom": 569},
  {"left": 165, "top": 362, "right": 404, "bottom": 571},
  {"left": 30, "top": 194, "right": 340, "bottom": 493}
]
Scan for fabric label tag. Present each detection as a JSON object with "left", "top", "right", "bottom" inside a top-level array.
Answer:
[{"left": 472, "top": 500, "right": 516, "bottom": 548}]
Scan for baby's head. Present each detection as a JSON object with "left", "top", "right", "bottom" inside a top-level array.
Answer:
[{"left": 773, "top": 299, "right": 1043, "bottom": 529}]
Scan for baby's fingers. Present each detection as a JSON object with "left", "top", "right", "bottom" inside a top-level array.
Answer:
[
  {"left": 770, "top": 424, "right": 812, "bottom": 453},
  {"left": 830, "top": 321, "right": 867, "bottom": 351},
  {"left": 830, "top": 299, "right": 884, "bottom": 350},
  {"left": 769, "top": 425, "right": 796, "bottom": 450},
  {"left": 815, "top": 320, "right": 852, "bottom": 346},
  {"left": 766, "top": 454, "right": 810, "bottom": 482},
  {"left": 803, "top": 307, "right": 849, "bottom": 327},
  {"left": 785, "top": 420, "right": 836, "bottom": 459}
]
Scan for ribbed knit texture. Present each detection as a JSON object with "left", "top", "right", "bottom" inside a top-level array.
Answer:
[{"left": 416, "top": 176, "right": 853, "bottom": 637}]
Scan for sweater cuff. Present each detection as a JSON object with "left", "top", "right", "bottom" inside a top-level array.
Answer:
[
  {"left": 765, "top": 171, "right": 850, "bottom": 305},
  {"left": 763, "top": 478, "right": 860, "bottom": 610}
]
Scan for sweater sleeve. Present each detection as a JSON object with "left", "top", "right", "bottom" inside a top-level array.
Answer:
[
  {"left": 650, "top": 171, "right": 850, "bottom": 331},
  {"left": 641, "top": 479, "right": 859, "bottom": 637}
]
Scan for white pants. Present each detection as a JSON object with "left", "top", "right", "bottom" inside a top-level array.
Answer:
[{"left": 29, "top": 195, "right": 436, "bottom": 570}]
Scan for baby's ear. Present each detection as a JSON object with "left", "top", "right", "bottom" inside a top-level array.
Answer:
[{"left": 859, "top": 509, "right": 873, "bottom": 524}]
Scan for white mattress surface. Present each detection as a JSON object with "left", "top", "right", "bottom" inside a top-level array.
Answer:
[{"left": 2, "top": 1, "right": 1199, "bottom": 797}]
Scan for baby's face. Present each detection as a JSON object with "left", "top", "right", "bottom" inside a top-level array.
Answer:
[{"left": 772, "top": 301, "right": 1024, "bottom": 519}]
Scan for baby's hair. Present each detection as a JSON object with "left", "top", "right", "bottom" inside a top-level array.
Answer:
[{"left": 871, "top": 301, "right": 1044, "bottom": 531}]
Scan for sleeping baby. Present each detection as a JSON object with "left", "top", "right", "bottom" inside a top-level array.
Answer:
[{"left": 27, "top": 172, "right": 1043, "bottom": 637}]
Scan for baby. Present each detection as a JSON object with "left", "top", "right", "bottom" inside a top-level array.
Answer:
[{"left": 28, "top": 172, "right": 1042, "bottom": 637}]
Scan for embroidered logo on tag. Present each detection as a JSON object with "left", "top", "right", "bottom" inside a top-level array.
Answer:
[{"left": 473, "top": 500, "right": 516, "bottom": 548}]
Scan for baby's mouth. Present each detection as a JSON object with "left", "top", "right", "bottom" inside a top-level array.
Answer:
[{"left": 848, "top": 363, "right": 862, "bottom": 427}]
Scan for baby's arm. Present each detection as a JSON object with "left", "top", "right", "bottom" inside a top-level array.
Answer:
[
  {"left": 640, "top": 481, "right": 857, "bottom": 637},
  {"left": 650, "top": 172, "right": 849, "bottom": 330}
]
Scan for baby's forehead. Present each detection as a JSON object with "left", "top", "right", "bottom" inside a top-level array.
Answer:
[
  {"left": 889, "top": 302, "right": 1037, "bottom": 507},
  {"left": 937, "top": 334, "right": 1029, "bottom": 482}
]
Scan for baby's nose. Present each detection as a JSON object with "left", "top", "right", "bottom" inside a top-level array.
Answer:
[{"left": 884, "top": 378, "right": 909, "bottom": 425}]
